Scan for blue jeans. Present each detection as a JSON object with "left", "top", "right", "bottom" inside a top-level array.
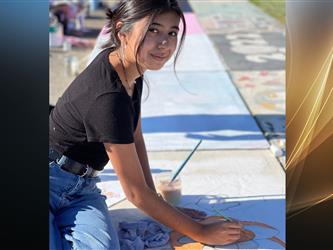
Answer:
[{"left": 49, "top": 161, "right": 120, "bottom": 250}]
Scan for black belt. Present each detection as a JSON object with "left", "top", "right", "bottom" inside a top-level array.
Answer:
[{"left": 49, "top": 148, "right": 100, "bottom": 178}]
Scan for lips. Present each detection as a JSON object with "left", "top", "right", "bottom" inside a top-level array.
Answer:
[{"left": 151, "top": 53, "right": 168, "bottom": 61}]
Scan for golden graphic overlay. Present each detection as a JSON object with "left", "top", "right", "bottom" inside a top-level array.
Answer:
[{"left": 286, "top": 1, "right": 333, "bottom": 215}]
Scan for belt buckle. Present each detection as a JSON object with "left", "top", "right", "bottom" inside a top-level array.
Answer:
[{"left": 80, "top": 165, "right": 90, "bottom": 177}]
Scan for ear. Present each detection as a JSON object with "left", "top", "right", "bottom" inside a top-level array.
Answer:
[
  {"left": 117, "top": 32, "right": 126, "bottom": 44},
  {"left": 115, "top": 21, "right": 127, "bottom": 44},
  {"left": 115, "top": 21, "right": 123, "bottom": 31}
]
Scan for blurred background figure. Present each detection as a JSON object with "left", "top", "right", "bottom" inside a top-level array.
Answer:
[{"left": 49, "top": 0, "right": 90, "bottom": 35}]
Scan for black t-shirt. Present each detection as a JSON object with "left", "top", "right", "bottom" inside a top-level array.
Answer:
[{"left": 49, "top": 48, "right": 143, "bottom": 170}]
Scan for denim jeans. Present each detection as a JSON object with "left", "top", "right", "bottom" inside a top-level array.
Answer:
[{"left": 49, "top": 161, "right": 120, "bottom": 250}]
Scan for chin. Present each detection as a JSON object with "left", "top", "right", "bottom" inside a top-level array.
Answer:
[
  {"left": 151, "top": 65, "right": 164, "bottom": 71},
  {"left": 146, "top": 63, "right": 165, "bottom": 71}
]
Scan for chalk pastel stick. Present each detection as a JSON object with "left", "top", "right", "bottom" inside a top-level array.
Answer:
[{"left": 170, "top": 139, "right": 202, "bottom": 183}]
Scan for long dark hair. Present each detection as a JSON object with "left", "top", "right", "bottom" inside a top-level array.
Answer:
[{"left": 103, "top": 0, "right": 187, "bottom": 97}]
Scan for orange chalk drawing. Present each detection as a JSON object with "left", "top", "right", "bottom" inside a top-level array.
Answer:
[{"left": 170, "top": 216, "right": 285, "bottom": 249}]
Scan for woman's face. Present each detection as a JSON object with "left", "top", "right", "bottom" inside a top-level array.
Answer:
[{"left": 125, "top": 11, "right": 181, "bottom": 71}]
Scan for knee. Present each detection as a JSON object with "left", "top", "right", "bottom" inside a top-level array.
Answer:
[{"left": 68, "top": 228, "right": 120, "bottom": 250}]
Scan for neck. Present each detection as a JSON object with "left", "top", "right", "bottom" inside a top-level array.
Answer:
[{"left": 109, "top": 50, "right": 145, "bottom": 89}]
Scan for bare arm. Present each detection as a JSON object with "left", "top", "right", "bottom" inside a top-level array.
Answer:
[
  {"left": 133, "top": 115, "right": 207, "bottom": 220},
  {"left": 103, "top": 142, "right": 242, "bottom": 245},
  {"left": 133, "top": 115, "right": 156, "bottom": 192},
  {"left": 104, "top": 142, "right": 202, "bottom": 239}
]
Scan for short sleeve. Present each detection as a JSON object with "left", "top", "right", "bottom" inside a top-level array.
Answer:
[{"left": 84, "top": 92, "right": 134, "bottom": 144}]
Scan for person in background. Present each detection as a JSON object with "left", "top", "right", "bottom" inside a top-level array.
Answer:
[{"left": 49, "top": 0, "right": 86, "bottom": 35}]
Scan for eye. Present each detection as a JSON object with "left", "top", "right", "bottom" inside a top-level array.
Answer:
[
  {"left": 148, "top": 28, "right": 159, "bottom": 34},
  {"left": 169, "top": 31, "right": 178, "bottom": 37}
]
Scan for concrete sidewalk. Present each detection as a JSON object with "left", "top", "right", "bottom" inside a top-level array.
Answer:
[
  {"left": 49, "top": 1, "right": 285, "bottom": 249},
  {"left": 188, "top": 0, "right": 286, "bottom": 167}
]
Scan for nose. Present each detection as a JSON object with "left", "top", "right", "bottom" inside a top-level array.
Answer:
[
  {"left": 158, "top": 40, "right": 167, "bottom": 49},
  {"left": 157, "top": 37, "right": 169, "bottom": 49}
]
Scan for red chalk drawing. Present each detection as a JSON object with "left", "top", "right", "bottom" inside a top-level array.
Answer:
[
  {"left": 238, "top": 75, "right": 251, "bottom": 81},
  {"left": 260, "top": 71, "right": 269, "bottom": 76}
]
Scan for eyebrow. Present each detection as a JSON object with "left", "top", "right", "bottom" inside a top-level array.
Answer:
[{"left": 150, "top": 22, "right": 179, "bottom": 30}]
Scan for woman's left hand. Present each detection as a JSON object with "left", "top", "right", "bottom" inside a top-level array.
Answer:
[{"left": 176, "top": 206, "right": 207, "bottom": 220}]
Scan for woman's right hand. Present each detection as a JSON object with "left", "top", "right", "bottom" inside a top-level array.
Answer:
[{"left": 197, "top": 220, "right": 243, "bottom": 246}]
